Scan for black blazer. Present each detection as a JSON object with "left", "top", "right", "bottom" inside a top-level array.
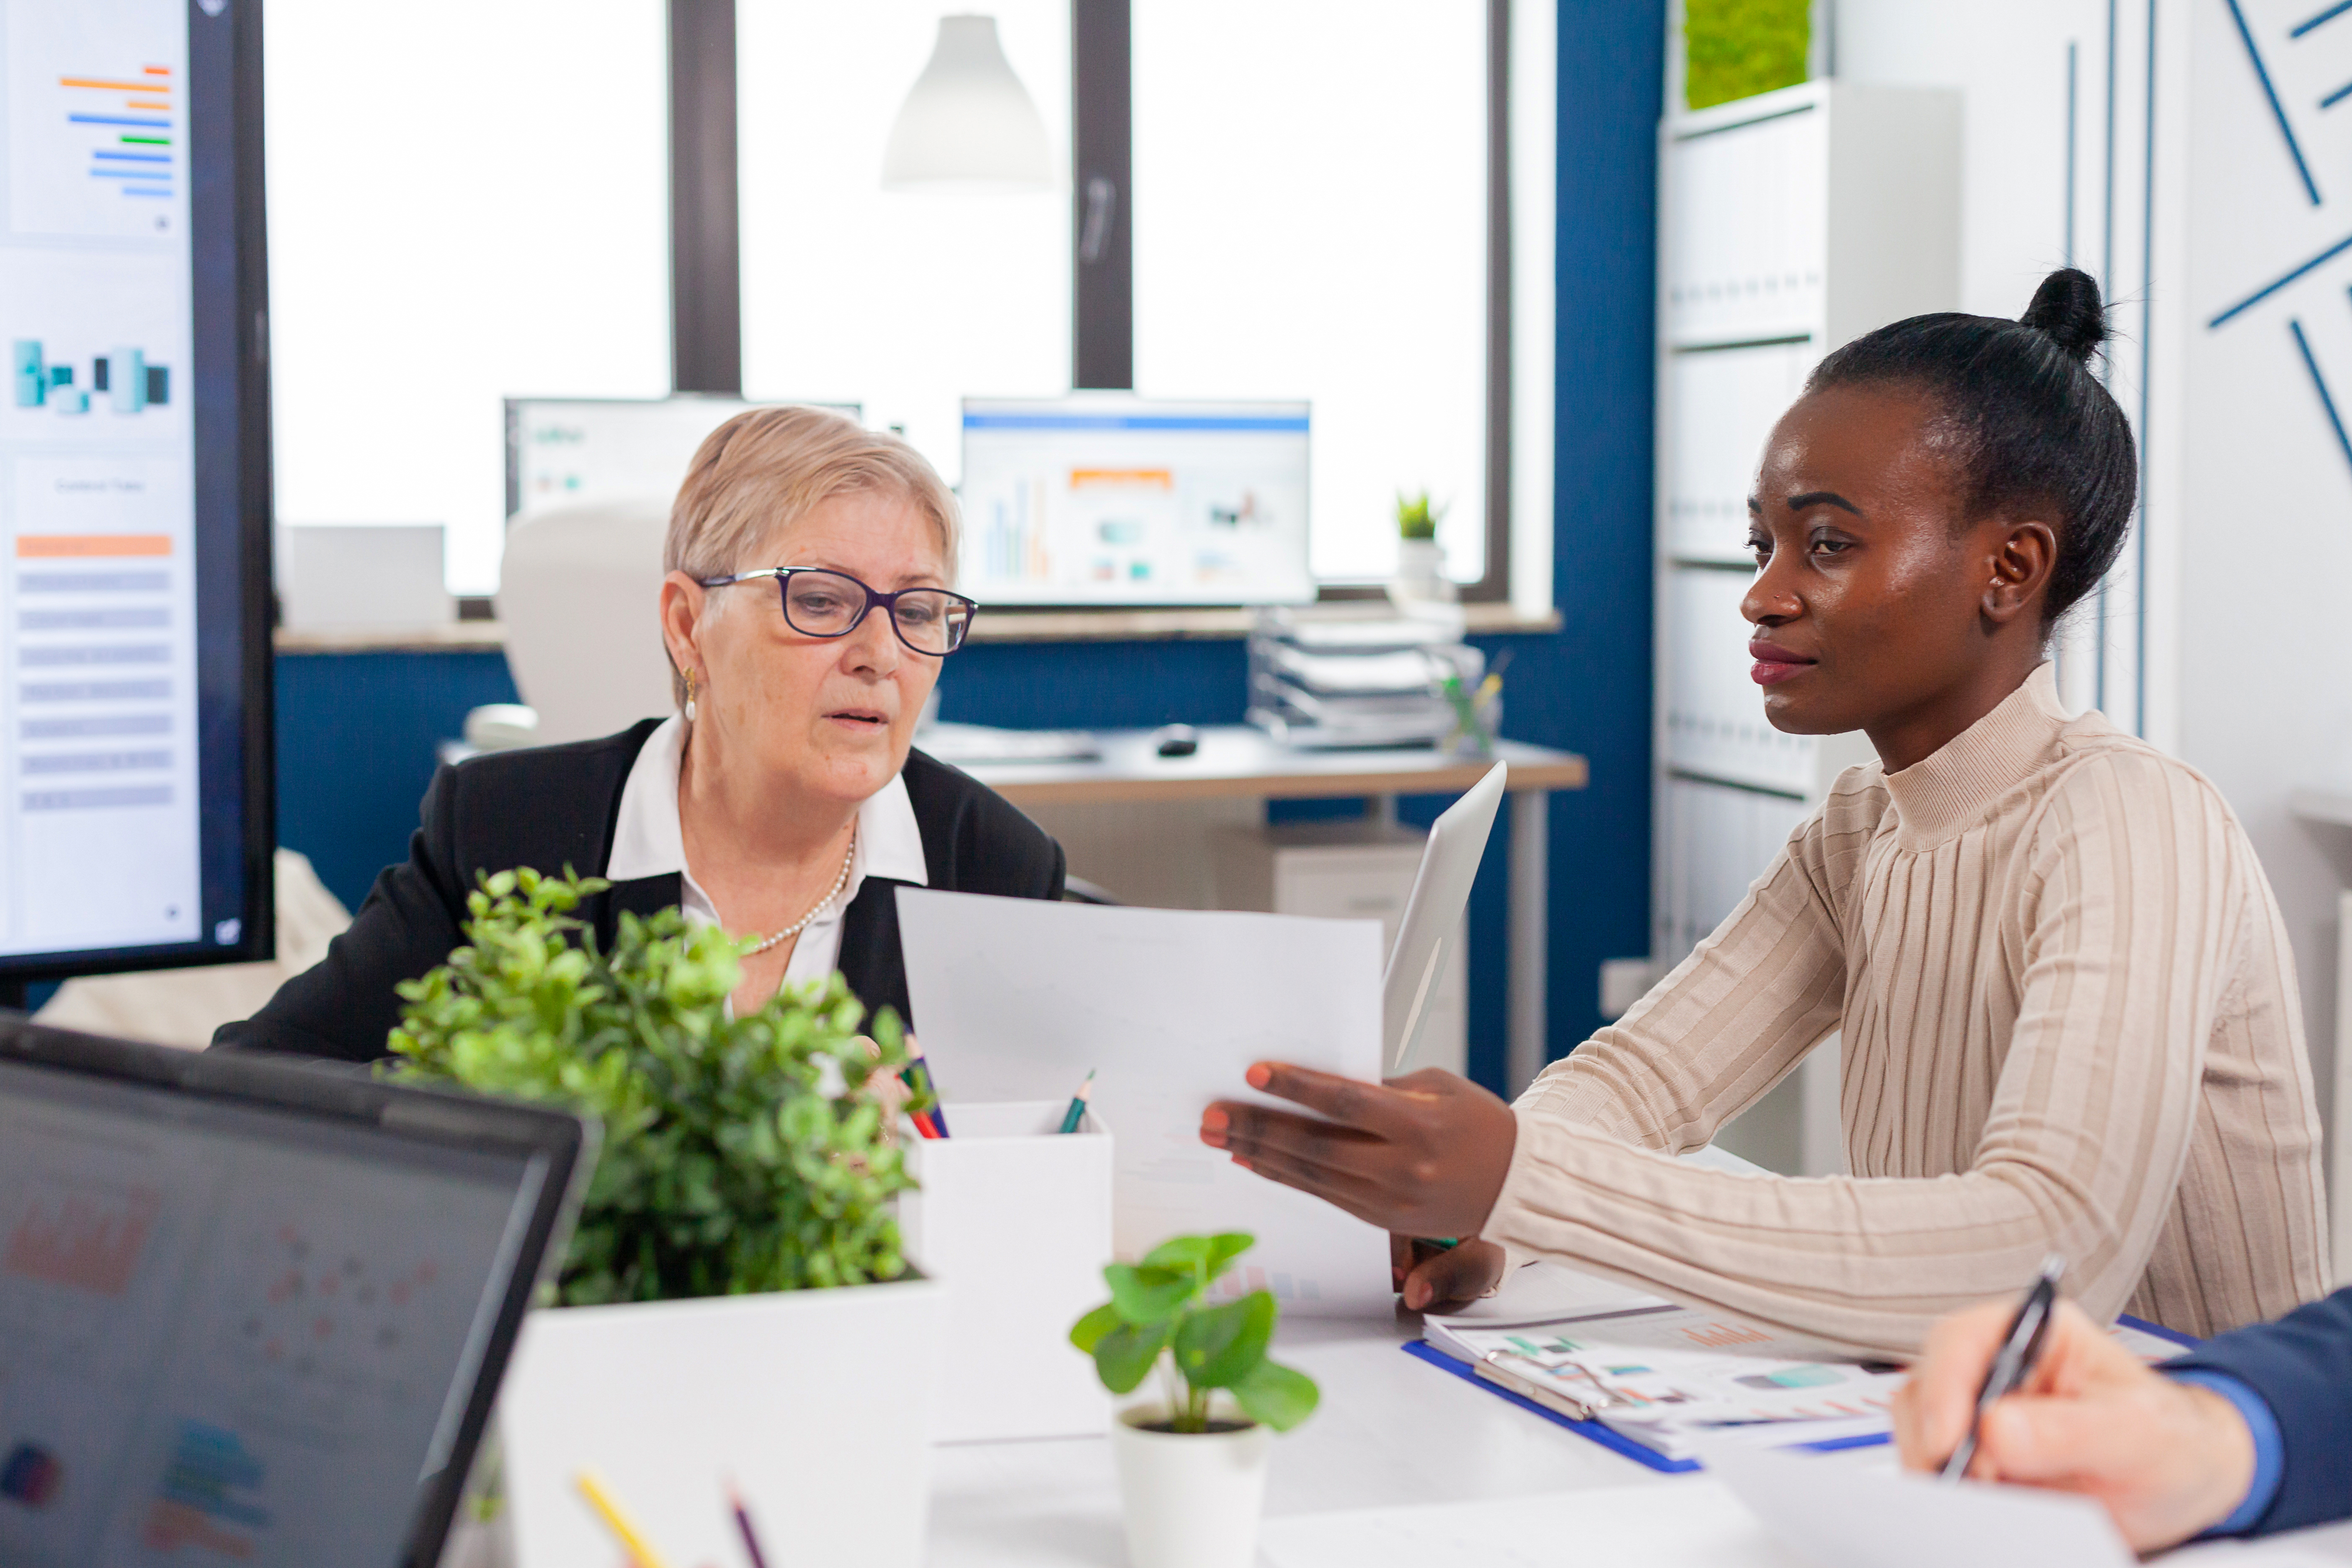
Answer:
[{"left": 215, "top": 720, "right": 1065, "bottom": 1062}]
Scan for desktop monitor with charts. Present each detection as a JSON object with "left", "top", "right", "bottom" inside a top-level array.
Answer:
[
  {"left": 503, "top": 395, "right": 861, "bottom": 522},
  {"left": 0, "top": 0, "right": 275, "bottom": 989},
  {"left": 0, "top": 1019, "right": 591, "bottom": 1568},
  {"left": 958, "top": 396, "right": 1315, "bottom": 606}
]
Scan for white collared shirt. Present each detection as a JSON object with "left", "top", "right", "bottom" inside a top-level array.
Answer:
[{"left": 604, "top": 715, "right": 929, "bottom": 989}]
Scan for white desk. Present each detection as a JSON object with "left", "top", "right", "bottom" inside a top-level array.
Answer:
[
  {"left": 962, "top": 729, "right": 1588, "bottom": 1095},
  {"left": 926, "top": 1266, "right": 1677, "bottom": 1568},
  {"left": 926, "top": 1259, "right": 2352, "bottom": 1567}
]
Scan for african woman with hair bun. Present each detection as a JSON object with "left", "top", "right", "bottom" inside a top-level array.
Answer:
[{"left": 1199, "top": 268, "right": 2329, "bottom": 1357}]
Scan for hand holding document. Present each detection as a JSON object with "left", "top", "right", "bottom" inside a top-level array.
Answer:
[{"left": 895, "top": 889, "right": 1391, "bottom": 1313}]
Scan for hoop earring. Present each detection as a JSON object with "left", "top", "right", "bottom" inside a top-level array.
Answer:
[{"left": 683, "top": 668, "right": 699, "bottom": 723}]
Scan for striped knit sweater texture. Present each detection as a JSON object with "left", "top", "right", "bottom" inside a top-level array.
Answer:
[{"left": 1481, "top": 664, "right": 2329, "bottom": 1357}]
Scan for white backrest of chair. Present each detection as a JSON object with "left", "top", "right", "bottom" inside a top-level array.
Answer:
[{"left": 496, "top": 500, "right": 676, "bottom": 745}]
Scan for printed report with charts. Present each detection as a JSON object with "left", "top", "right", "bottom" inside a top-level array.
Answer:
[
  {"left": 1422, "top": 1300, "right": 2190, "bottom": 1462},
  {"left": 1422, "top": 1301, "right": 1908, "bottom": 1460}
]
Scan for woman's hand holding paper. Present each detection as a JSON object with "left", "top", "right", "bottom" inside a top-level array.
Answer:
[{"left": 1200, "top": 1063, "right": 1517, "bottom": 1251}]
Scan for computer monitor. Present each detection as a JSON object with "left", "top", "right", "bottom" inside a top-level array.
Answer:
[
  {"left": 0, "top": 0, "right": 274, "bottom": 987},
  {"left": 503, "top": 395, "right": 861, "bottom": 521},
  {"left": 958, "top": 396, "right": 1315, "bottom": 606}
]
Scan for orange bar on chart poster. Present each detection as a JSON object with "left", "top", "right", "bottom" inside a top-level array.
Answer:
[{"left": 15, "top": 534, "right": 173, "bottom": 557}]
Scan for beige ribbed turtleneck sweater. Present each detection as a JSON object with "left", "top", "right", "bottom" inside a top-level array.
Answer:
[{"left": 1482, "top": 664, "right": 2328, "bottom": 1357}]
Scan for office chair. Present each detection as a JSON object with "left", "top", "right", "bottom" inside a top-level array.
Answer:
[{"left": 497, "top": 500, "right": 677, "bottom": 745}]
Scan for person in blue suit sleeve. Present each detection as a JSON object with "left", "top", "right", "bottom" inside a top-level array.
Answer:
[{"left": 1894, "top": 1286, "right": 2352, "bottom": 1548}]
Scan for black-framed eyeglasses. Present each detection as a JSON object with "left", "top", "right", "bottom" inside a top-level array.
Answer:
[{"left": 696, "top": 567, "right": 980, "bottom": 656}]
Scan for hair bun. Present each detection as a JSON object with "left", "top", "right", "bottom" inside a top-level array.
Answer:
[{"left": 2020, "top": 267, "right": 2108, "bottom": 365}]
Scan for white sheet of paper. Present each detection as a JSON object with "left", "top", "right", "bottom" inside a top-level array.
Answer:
[
  {"left": 1706, "top": 1447, "right": 2135, "bottom": 1568},
  {"left": 1259, "top": 1481, "right": 1806, "bottom": 1568},
  {"left": 895, "top": 888, "right": 1391, "bottom": 1314}
]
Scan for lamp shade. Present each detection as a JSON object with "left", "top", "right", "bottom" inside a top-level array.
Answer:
[{"left": 881, "top": 14, "right": 1052, "bottom": 192}]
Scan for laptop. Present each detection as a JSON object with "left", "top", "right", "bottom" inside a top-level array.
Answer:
[
  {"left": 1384, "top": 760, "right": 1509, "bottom": 1073},
  {"left": 0, "top": 1019, "right": 593, "bottom": 1568}
]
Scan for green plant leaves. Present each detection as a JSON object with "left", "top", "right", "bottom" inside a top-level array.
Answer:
[
  {"left": 1069, "top": 1302, "right": 1122, "bottom": 1354},
  {"left": 1070, "top": 1231, "right": 1319, "bottom": 1434},
  {"left": 385, "top": 869, "right": 916, "bottom": 1305},
  {"left": 1171, "top": 1290, "right": 1274, "bottom": 1390},
  {"left": 1230, "top": 1357, "right": 1320, "bottom": 1432},
  {"left": 1104, "top": 1261, "right": 1199, "bottom": 1326},
  {"left": 1091, "top": 1318, "right": 1173, "bottom": 1395},
  {"left": 1142, "top": 1231, "right": 1255, "bottom": 1286}
]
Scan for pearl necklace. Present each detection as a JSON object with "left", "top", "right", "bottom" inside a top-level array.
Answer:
[{"left": 745, "top": 825, "right": 858, "bottom": 956}]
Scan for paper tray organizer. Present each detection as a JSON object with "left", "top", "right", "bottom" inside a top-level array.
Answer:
[{"left": 900, "top": 1100, "right": 1114, "bottom": 1443}]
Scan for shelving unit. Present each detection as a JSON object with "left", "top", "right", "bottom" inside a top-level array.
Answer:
[{"left": 1649, "top": 79, "right": 1960, "bottom": 1175}]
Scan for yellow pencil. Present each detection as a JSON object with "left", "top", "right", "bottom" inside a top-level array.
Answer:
[{"left": 575, "top": 1469, "right": 673, "bottom": 1568}]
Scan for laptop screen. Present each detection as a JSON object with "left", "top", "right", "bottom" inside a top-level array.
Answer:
[{"left": 0, "top": 1055, "right": 547, "bottom": 1568}]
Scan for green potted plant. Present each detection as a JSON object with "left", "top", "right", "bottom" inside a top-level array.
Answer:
[
  {"left": 389, "top": 868, "right": 939, "bottom": 1568},
  {"left": 1070, "top": 1232, "right": 1319, "bottom": 1568},
  {"left": 1392, "top": 488, "right": 1455, "bottom": 605}
]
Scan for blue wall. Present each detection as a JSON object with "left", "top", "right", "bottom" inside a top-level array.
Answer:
[{"left": 273, "top": 0, "right": 1662, "bottom": 1092}]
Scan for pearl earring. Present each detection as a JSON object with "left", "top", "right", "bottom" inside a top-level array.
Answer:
[{"left": 683, "top": 668, "right": 699, "bottom": 723}]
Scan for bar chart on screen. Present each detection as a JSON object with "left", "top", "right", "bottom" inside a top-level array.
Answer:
[
  {"left": 4, "top": 1176, "right": 162, "bottom": 1297},
  {"left": 3, "top": 0, "right": 183, "bottom": 239},
  {"left": 4, "top": 454, "right": 200, "bottom": 955}
]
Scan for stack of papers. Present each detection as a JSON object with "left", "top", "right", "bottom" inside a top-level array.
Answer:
[
  {"left": 913, "top": 722, "right": 1103, "bottom": 765},
  {"left": 1422, "top": 1301, "right": 1906, "bottom": 1460}
]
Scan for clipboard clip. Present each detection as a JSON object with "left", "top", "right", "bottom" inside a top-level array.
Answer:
[{"left": 1472, "top": 1350, "right": 1622, "bottom": 1423}]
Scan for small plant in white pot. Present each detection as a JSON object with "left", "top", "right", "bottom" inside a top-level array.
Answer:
[
  {"left": 389, "top": 868, "right": 939, "bottom": 1568},
  {"left": 1070, "top": 1233, "right": 1319, "bottom": 1568},
  {"left": 1392, "top": 488, "right": 1455, "bottom": 605}
]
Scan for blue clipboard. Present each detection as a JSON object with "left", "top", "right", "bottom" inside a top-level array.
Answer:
[
  {"left": 1404, "top": 1314, "right": 2202, "bottom": 1475},
  {"left": 2118, "top": 1313, "right": 2200, "bottom": 1351}
]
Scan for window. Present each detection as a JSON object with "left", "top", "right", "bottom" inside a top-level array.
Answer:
[
  {"left": 1132, "top": 0, "right": 1491, "bottom": 584},
  {"left": 735, "top": 1, "right": 1071, "bottom": 482},
  {"left": 266, "top": 0, "right": 669, "bottom": 594}
]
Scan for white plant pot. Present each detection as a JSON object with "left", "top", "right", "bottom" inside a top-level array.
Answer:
[
  {"left": 498, "top": 1271, "right": 942, "bottom": 1568},
  {"left": 1109, "top": 1405, "right": 1273, "bottom": 1568},
  {"left": 1390, "top": 537, "right": 1456, "bottom": 605}
]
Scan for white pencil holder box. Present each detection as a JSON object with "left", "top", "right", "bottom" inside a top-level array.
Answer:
[{"left": 900, "top": 1100, "right": 1114, "bottom": 1442}]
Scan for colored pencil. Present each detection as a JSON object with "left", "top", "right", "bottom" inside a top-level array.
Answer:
[
  {"left": 575, "top": 1470, "right": 672, "bottom": 1568},
  {"left": 727, "top": 1480, "right": 772, "bottom": 1568},
  {"left": 902, "top": 1037, "right": 949, "bottom": 1137},
  {"left": 1057, "top": 1069, "right": 1096, "bottom": 1134}
]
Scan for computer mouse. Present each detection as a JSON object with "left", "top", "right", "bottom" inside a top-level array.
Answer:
[{"left": 1153, "top": 724, "right": 1200, "bottom": 758}]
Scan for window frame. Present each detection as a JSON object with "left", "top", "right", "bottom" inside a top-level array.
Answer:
[{"left": 671, "top": 0, "right": 1517, "bottom": 604}]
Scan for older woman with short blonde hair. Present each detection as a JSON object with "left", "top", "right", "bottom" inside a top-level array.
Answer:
[{"left": 221, "top": 406, "right": 1064, "bottom": 1059}]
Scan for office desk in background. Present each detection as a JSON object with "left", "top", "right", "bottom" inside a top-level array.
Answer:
[{"left": 961, "top": 727, "right": 1588, "bottom": 1096}]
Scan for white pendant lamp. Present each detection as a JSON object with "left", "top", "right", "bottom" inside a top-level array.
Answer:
[{"left": 881, "top": 14, "right": 1053, "bottom": 192}]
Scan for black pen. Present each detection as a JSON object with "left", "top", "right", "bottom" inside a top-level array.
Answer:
[{"left": 1942, "top": 1254, "right": 2066, "bottom": 1482}]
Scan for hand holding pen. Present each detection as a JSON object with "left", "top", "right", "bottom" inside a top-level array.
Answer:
[
  {"left": 1938, "top": 1254, "right": 2067, "bottom": 1480},
  {"left": 1892, "top": 1271, "right": 2262, "bottom": 1550}
]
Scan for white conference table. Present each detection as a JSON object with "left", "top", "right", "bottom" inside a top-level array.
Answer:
[
  {"left": 926, "top": 1261, "right": 1685, "bottom": 1567},
  {"left": 928, "top": 1254, "right": 2352, "bottom": 1568}
]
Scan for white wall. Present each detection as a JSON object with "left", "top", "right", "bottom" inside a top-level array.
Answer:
[
  {"left": 1832, "top": 0, "right": 2352, "bottom": 1151},
  {"left": 2149, "top": 0, "right": 2352, "bottom": 1154}
]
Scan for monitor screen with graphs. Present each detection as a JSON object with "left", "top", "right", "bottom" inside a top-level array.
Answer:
[
  {"left": 0, "top": 0, "right": 273, "bottom": 984},
  {"left": 958, "top": 397, "right": 1315, "bottom": 606},
  {"left": 504, "top": 395, "right": 861, "bottom": 521}
]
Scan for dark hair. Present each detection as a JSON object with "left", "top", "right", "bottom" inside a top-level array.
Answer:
[{"left": 1805, "top": 267, "right": 2137, "bottom": 624}]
